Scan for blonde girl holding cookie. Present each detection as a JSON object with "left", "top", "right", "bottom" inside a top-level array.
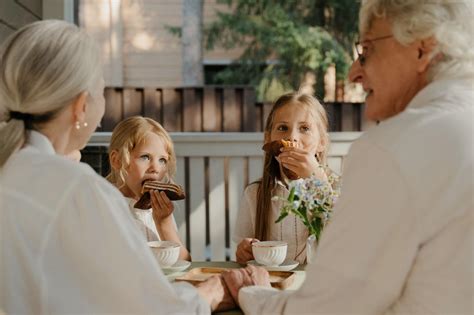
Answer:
[
  {"left": 107, "top": 116, "right": 190, "bottom": 261},
  {"left": 234, "top": 92, "right": 339, "bottom": 264}
]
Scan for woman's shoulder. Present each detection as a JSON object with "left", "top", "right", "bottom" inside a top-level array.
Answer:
[{"left": 44, "top": 155, "right": 123, "bottom": 200}]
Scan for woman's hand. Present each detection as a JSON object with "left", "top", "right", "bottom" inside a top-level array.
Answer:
[
  {"left": 236, "top": 238, "right": 258, "bottom": 264},
  {"left": 222, "top": 265, "right": 271, "bottom": 304},
  {"left": 196, "top": 275, "right": 236, "bottom": 312},
  {"left": 150, "top": 190, "right": 174, "bottom": 222},
  {"left": 278, "top": 146, "right": 328, "bottom": 181}
]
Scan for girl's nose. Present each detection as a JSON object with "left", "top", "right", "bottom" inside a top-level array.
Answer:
[
  {"left": 286, "top": 129, "right": 299, "bottom": 143},
  {"left": 148, "top": 160, "right": 162, "bottom": 173}
]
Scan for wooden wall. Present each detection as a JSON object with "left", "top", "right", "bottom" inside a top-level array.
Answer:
[
  {"left": 101, "top": 86, "right": 259, "bottom": 132},
  {"left": 101, "top": 86, "right": 370, "bottom": 133}
]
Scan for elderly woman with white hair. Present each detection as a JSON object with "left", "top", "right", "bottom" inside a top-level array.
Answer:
[
  {"left": 0, "top": 20, "right": 248, "bottom": 314},
  {"left": 222, "top": 0, "right": 473, "bottom": 314}
]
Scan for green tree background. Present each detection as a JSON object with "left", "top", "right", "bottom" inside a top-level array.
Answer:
[{"left": 204, "top": 0, "right": 360, "bottom": 101}]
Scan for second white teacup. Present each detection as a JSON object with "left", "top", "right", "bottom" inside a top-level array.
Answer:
[
  {"left": 148, "top": 241, "right": 180, "bottom": 268},
  {"left": 252, "top": 241, "right": 287, "bottom": 267}
]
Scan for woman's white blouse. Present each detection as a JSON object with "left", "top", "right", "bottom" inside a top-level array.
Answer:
[{"left": 0, "top": 131, "right": 209, "bottom": 314}]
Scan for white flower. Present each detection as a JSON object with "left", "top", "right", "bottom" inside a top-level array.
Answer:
[{"left": 275, "top": 173, "right": 340, "bottom": 241}]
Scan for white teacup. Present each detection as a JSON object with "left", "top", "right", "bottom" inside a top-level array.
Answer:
[
  {"left": 148, "top": 241, "right": 180, "bottom": 268},
  {"left": 252, "top": 241, "right": 287, "bottom": 267}
]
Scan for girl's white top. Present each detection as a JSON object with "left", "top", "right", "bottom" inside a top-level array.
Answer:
[{"left": 233, "top": 181, "right": 310, "bottom": 264}]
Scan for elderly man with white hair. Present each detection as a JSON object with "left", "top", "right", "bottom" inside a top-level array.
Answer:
[{"left": 222, "top": 0, "right": 473, "bottom": 314}]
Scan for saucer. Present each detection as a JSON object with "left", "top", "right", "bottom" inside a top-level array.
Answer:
[
  {"left": 162, "top": 260, "right": 191, "bottom": 274},
  {"left": 247, "top": 259, "right": 299, "bottom": 271}
]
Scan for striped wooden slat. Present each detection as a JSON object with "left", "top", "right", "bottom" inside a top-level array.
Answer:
[
  {"left": 208, "top": 157, "right": 226, "bottom": 260},
  {"left": 242, "top": 88, "right": 257, "bottom": 132},
  {"left": 262, "top": 102, "right": 273, "bottom": 130},
  {"left": 174, "top": 157, "right": 187, "bottom": 244},
  {"left": 188, "top": 157, "right": 206, "bottom": 260},
  {"left": 123, "top": 88, "right": 143, "bottom": 118},
  {"left": 223, "top": 88, "right": 241, "bottom": 132},
  {"left": 341, "top": 103, "right": 354, "bottom": 131},
  {"left": 102, "top": 88, "right": 123, "bottom": 131},
  {"left": 162, "top": 88, "right": 182, "bottom": 131},
  {"left": 143, "top": 88, "right": 162, "bottom": 123},
  {"left": 228, "top": 157, "right": 246, "bottom": 261},
  {"left": 182, "top": 88, "right": 201, "bottom": 131},
  {"left": 248, "top": 156, "right": 263, "bottom": 184},
  {"left": 325, "top": 102, "right": 341, "bottom": 132},
  {"left": 203, "top": 87, "right": 220, "bottom": 131}
]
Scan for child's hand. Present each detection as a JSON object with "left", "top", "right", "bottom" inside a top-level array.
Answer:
[
  {"left": 278, "top": 147, "right": 328, "bottom": 181},
  {"left": 236, "top": 238, "right": 259, "bottom": 264},
  {"left": 150, "top": 190, "right": 174, "bottom": 222}
]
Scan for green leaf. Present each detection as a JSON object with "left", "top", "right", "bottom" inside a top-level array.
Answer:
[{"left": 275, "top": 211, "right": 289, "bottom": 223}]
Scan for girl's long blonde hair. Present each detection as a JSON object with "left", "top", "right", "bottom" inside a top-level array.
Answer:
[
  {"left": 106, "top": 116, "right": 176, "bottom": 189},
  {"left": 255, "top": 92, "right": 330, "bottom": 240}
]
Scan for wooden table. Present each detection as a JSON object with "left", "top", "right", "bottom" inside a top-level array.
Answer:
[{"left": 168, "top": 261, "right": 306, "bottom": 314}]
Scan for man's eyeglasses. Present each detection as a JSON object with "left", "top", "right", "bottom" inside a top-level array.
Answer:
[{"left": 355, "top": 35, "right": 393, "bottom": 66}]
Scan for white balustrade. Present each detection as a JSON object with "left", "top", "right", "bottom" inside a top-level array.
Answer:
[{"left": 88, "top": 132, "right": 361, "bottom": 260}]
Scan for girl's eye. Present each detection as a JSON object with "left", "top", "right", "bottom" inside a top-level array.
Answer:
[
  {"left": 159, "top": 158, "right": 168, "bottom": 165},
  {"left": 300, "top": 125, "right": 310, "bottom": 132},
  {"left": 276, "top": 125, "right": 288, "bottom": 131},
  {"left": 139, "top": 154, "right": 150, "bottom": 161}
]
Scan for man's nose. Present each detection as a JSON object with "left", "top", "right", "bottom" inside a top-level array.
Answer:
[{"left": 348, "top": 59, "right": 363, "bottom": 83}]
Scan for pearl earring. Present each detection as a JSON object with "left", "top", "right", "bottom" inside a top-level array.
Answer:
[{"left": 75, "top": 121, "right": 88, "bottom": 129}]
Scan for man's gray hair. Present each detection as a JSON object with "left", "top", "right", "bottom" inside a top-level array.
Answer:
[{"left": 360, "top": 0, "right": 474, "bottom": 81}]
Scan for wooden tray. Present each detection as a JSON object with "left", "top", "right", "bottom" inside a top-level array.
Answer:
[{"left": 175, "top": 267, "right": 295, "bottom": 289}]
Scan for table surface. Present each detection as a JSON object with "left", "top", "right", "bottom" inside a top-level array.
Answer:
[{"left": 167, "top": 261, "right": 306, "bottom": 314}]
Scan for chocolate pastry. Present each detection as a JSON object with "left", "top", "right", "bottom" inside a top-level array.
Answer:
[
  {"left": 261, "top": 139, "right": 299, "bottom": 180},
  {"left": 134, "top": 180, "right": 186, "bottom": 209}
]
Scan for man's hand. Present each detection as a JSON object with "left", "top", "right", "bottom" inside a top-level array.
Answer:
[
  {"left": 195, "top": 275, "right": 236, "bottom": 312},
  {"left": 222, "top": 265, "right": 271, "bottom": 304}
]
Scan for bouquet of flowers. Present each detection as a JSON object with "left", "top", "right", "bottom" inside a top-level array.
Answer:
[{"left": 274, "top": 173, "right": 340, "bottom": 241}]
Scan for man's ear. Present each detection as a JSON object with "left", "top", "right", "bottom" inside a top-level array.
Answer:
[
  {"left": 71, "top": 92, "right": 88, "bottom": 123},
  {"left": 109, "top": 150, "right": 121, "bottom": 171},
  {"left": 417, "top": 37, "right": 438, "bottom": 73}
]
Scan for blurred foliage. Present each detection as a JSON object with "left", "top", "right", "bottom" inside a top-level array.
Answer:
[{"left": 205, "top": 0, "right": 360, "bottom": 101}]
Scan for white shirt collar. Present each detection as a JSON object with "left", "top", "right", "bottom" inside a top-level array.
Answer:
[
  {"left": 26, "top": 130, "right": 56, "bottom": 155},
  {"left": 407, "top": 78, "right": 473, "bottom": 110}
]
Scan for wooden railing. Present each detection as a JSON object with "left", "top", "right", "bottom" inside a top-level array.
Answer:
[
  {"left": 84, "top": 132, "right": 361, "bottom": 261},
  {"left": 101, "top": 87, "right": 372, "bottom": 132}
]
